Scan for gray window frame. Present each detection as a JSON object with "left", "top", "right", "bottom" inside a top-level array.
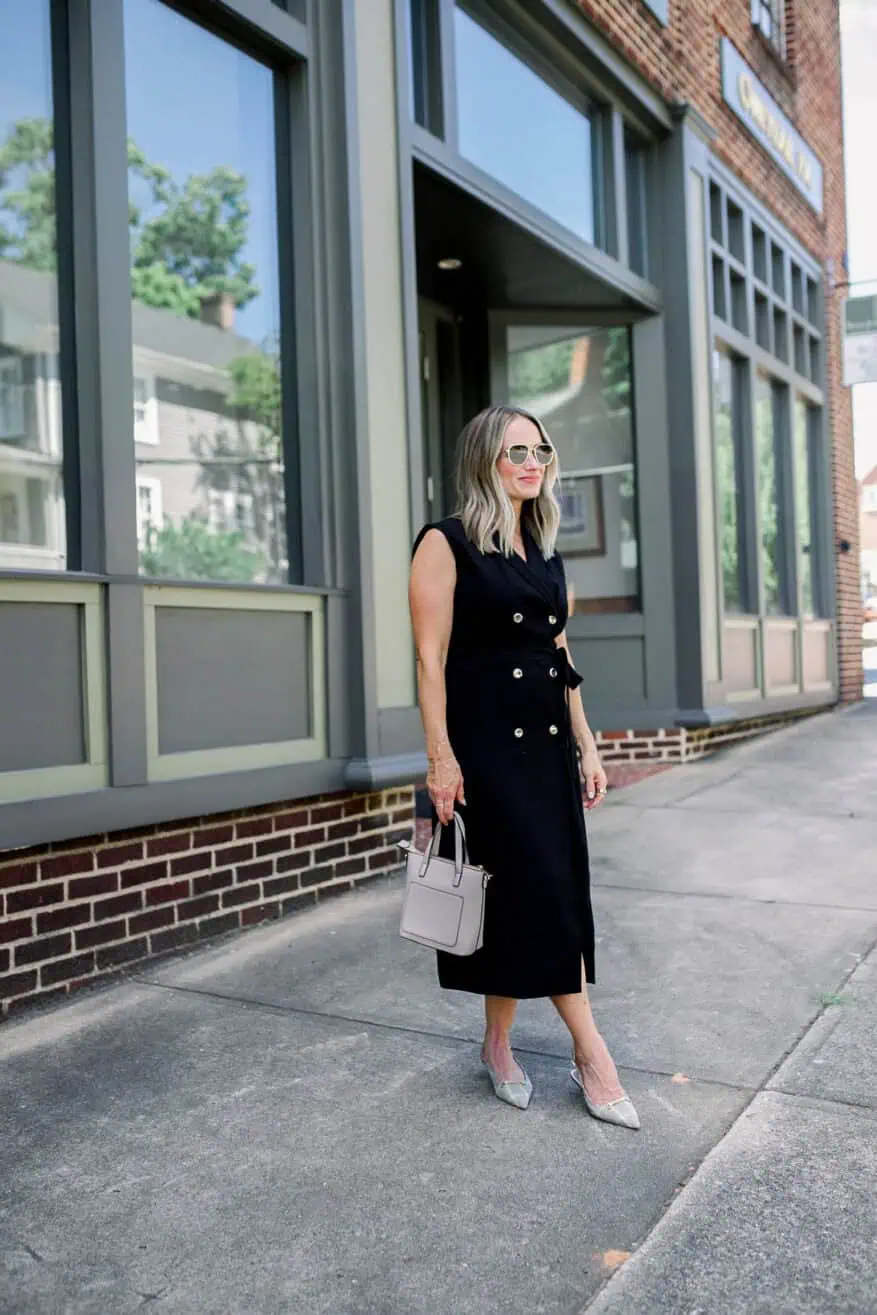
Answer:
[
  {"left": 0, "top": 0, "right": 374, "bottom": 847},
  {"left": 707, "top": 163, "right": 831, "bottom": 626}
]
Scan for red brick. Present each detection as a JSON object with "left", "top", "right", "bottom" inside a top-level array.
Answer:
[
  {"left": 40, "top": 851, "right": 94, "bottom": 880},
  {"left": 192, "top": 869, "right": 234, "bottom": 896},
  {"left": 75, "top": 919, "right": 130, "bottom": 950},
  {"left": 129, "top": 906, "right": 176, "bottom": 936},
  {"left": 236, "top": 858, "right": 274, "bottom": 884},
  {"left": 0, "top": 969, "right": 38, "bottom": 999},
  {"left": 145, "top": 879, "right": 190, "bottom": 907},
  {"left": 310, "top": 801, "right": 344, "bottom": 824},
  {"left": 334, "top": 856, "right": 368, "bottom": 879},
  {"left": 236, "top": 816, "right": 273, "bottom": 839},
  {"left": 221, "top": 886, "right": 260, "bottom": 910},
  {"left": 6, "top": 882, "right": 64, "bottom": 914},
  {"left": 119, "top": 860, "right": 168, "bottom": 890},
  {"left": 273, "top": 809, "right": 309, "bottom": 831},
  {"left": 367, "top": 847, "right": 400, "bottom": 871},
  {"left": 68, "top": 872, "right": 119, "bottom": 901},
  {"left": 171, "top": 851, "right": 210, "bottom": 878},
  {"left": 5, "top": 985, "right": 70, "bottom": 1014},
  {"left": 150, "top": 925, "right": 198, "bottom": 955},
  {"left": 263, "top": 873, "right": 302, "bottom": 899},
  {"left": 241, "top": 902, "right": 281, "bottom": 927},
  {"left": 357, "top": 813, "right": 390, "bottom": 835},
  {"left": 256, "top": 835, "right": 292, "bottom": 857},
  {"left": 94, "top": 891, "right": 143, "bottom": 921},
  {"left": 97, "top": 842, "right": 143, "bottom": 869},
  {"left": 178, "top": 894, "right": 220, "bottom": 921},
  {"left": 276, "top": 851, "right": 312, "bottom": 875},
  {"left": 342, "top": 797, "right": 368, "bottom": 818},
  {"left": 214, "top": 843, "right": 254, "bottom": 866},
  {"left": 199, "top": 912, "right": 240, "bottom": 939},
  {"left": 312, "top": 841, "right": 345, "bottom": 866},
  {"left": 192, "top": 824, "right": 234, "bottom": 848},
  {"left": 96, "top": 939, "right": 149, "bottom": 969},
  {"left": 347, "top": 834, "right": 387, "bottom": 857},
  {"left": 146, "top": 833, "right": 192, "bottom": 858},
  {"left": 0, "top": 916, "right": 33, "bottom": 944},
  {"left": 0, "top": 862, "right": 38, "bottom": 890},
  {"left": 294, "top": 826, "right": 325, "bottom": 849},
  {"left": 41, "top": 953, "right": 95, "bottom": 987},
  {"left": 15, "top": 933, "right": 73, "bottom": 966},
  {"left": 326, "top": 818, "right": 360, "bottom": 841}
]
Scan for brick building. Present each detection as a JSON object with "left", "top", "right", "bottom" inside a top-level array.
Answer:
[{"left": 0, "top": 0, "right": 857, "bottom": 1016}]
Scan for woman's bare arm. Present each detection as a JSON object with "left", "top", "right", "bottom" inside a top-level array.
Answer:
[{"left": 409, "top": 529, "right": 465, "bottom": 824}]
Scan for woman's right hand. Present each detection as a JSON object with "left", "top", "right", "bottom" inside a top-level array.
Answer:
[{"left": 427, "top": 750, "right": 466, "bottom": 825}]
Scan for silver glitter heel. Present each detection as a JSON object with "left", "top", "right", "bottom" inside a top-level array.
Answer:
[
  {"left": 482, "top": 1055, "right": 533, "bottom": 1110},
  {"left": 570, "top": 1064, "right": 640, "bottom": 1130}
]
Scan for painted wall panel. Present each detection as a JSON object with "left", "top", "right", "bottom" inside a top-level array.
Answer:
[
  {"left": 355, "top": 0, "right": 416, "bottom": 710},
  {"left": 764, "top": 623, "right": 798, "bottom": 690},
  {"left": 723, "top": 622, "right": 758, "bottom": 695},
  {"left": 155, "top": 607, "right": 310, "bottom": 754},
  {"left": 0, "top": 602, "right": 85, "bottom": 771},
  {"left": 571, "top": 637, "right": 646, "bottom": 702}
]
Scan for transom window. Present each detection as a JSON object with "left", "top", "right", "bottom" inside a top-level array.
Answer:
[{"left": 751, "top": 0, "right": 785, "bottom": 60}]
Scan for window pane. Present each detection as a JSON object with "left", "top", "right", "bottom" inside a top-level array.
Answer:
[
  {"left": 0, "top": 0, "right": 66, "bottom": 571},
  {"left": 754, "top": 373, "right": 785, "bottom": 614},
  {"left": 507, "top": 325, "right": 639, "bottom": 613},
  {"left": 713, "top": 349, "right": 745, "bottom": 612},
  {"left": 409, "top": 0, "right": 442, "bottom": 134},
  {"left": 124, "top": 0, "right": 287, "bottom": 584},
  {"left": 454, "top": 6, "right": 596, "bottom": 245},
  {"left": 625, "top": 134, "right": 648, "bottom": 277},
  {"left": 794, "top": 398, "right": 816, "bottom": 615}
]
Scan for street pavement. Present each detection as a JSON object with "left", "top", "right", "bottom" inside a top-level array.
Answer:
[{"left": 2, "top": 701, "right": 877, "bottom": 1315}]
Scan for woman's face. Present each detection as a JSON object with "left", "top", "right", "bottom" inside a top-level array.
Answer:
[{"left": 496, "top": 415, "right": 550, "bottom": 504}]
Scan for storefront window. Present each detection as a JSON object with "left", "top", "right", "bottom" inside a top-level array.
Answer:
[
  {"left": 794, "top": 398, "right": 817, "bottom": 615},
  {"left": 507, "top": 325, "right": 639, "bottom": 613},
  {"left": 454, "top": 6, "right": 597, "bottom": 246},
  {"left": 0, "top": 0, "right": 67, "bottom": 571},
  {"left": 409, "top": 0, "right": 442, "bottom": 135},
  {"left": 713, "top": 349, "right": 747, "bottom": 613},
  {"left": 625, "top": 132, "right": 649, "bottom": 278},
  {"left": 124, "top": 0, "right": 288, "bottom": 584},
  {"left": 754, "top": 373, "right": 789, "bottom": 614}
]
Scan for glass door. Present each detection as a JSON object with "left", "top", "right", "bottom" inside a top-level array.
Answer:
[{"left": 418, "top": 299, "right": 463, "bottom": 522}]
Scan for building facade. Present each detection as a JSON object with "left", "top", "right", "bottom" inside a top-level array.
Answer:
[{"left": 0, "top": 0, "right": 858, "bottom": 1014}]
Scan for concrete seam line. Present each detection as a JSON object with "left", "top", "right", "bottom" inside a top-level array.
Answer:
[{"left": 577, "top": 928, "right": 877, "bottom": 1314}]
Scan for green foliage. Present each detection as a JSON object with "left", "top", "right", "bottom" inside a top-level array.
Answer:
[
  {"left": 140, "top": 516, "right": 263, "bottom": 583},
  {"left": 0, "top": 117, "right": 258, "bottom": 319},
  {"left": 131, "top": 165, "right": 258, "bottom": 314},
  {"left": 228, "top": 349, "right": 281, "bottom": 436}
]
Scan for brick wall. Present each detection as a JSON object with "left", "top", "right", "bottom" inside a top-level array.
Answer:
[
  {"left": 575, "top": 0, "right": 859, "bottom": 700},
  {"left": 0, "top": 788, "right": 415, "bottom": 1020}
]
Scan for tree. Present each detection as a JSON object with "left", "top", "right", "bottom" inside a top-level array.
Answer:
[
  {"left": 140, "top": 516, "right": 263, "bottom": 583},
  {"left": 0, "top": 118, "right": 258, "bottom": 317}
]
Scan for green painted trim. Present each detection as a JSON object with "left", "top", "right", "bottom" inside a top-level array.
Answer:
[
  {"left": 0, "top": 581, "right": 107, "bottom": 800},
  {"left": 142, "top": 587, "right": 327, "bottom": 782}
]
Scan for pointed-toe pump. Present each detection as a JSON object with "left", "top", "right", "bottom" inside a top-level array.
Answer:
[
  {"left": 570, "top": 1065, "right": 640, "bottom": 1131},
  {"left": 482, "top": 1055, "right": 533, "bottom": 1110}
]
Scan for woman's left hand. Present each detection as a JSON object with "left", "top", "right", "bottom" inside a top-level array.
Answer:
[{"left": 576, "top": 738, "right": 608, "bottom": 809}]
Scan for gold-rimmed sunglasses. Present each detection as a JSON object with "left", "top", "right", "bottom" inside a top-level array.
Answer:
[{"left": 501, "top": 442, "right": 556, "bottom": 467}]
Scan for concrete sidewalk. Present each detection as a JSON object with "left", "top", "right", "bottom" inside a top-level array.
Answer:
[{"left": 3, "top": 702, "right": 877, "bottom": 1315}]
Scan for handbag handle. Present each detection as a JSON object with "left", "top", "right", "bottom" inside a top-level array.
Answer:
[{"left": 418, "top": 813, "right": 469, "bottom": 883}]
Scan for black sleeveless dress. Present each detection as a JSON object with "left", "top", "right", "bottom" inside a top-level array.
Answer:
[{"left": 413, "top": 514, "right": 596, "bottom": 999}]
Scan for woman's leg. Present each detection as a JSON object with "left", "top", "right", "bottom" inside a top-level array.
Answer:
[
  {"left": 481, "top": 995, "right": 524, "bottom": 1082},
  {"left": 550, "top": 964, "right": 624, "bottom": 1104}
]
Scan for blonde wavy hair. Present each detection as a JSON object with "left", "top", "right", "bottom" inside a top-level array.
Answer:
[{"left": 454, "top": 405, "right": 561, "bottom": 558}]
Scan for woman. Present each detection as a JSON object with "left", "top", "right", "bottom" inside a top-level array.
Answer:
[{"left": 409, "top": 405, "right": 639, "bottom": 1130}]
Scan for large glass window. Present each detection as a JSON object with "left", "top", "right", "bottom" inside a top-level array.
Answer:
[
  {"left": 713, "top": 349, "right": 747, "bottom": 613},
  {"left": 793, "top": 398, "right": 818, "bottom": 616},
  {"left": 454, "top": 6, "right": 597, "bottom": 246},
  {"left": 124, "top": 0, "right": 288, "bottom": 584},
  {"left": 625, "top": 132, "right": 648, "bottom": 278},
  {"left": 0, "top": 0, "right": 66, "bottom": 571},
  {"left": 754, "top": 373, "right": 790, "bottom": 615},
  {"left": 507, "top": 325, "right": 638, "bottom": 613}
]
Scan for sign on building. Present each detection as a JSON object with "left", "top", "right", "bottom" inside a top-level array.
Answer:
[
  {"left": 720, "top": 39, "right": 824, "bottom": 215},
  {"left": 844, "top": 295, "right": 877, "bottom": 386}
]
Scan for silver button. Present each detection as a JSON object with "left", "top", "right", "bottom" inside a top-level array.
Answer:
[
  {"left": 513, "top": 668, "right": 523, "bottom": 679},
  {"left": 549, "top": 724, "right": 559, "bottom": 735},
  {"left": 513, "top": 612, "right": 523, "bottom": 623},
  {"left": 514, "top": 727, "right": 524, "bottom": 738},
  {"left": 549, "top": 667, "right": 557, "bottom": 678},
  {"left": 548, "top": 614, "right": 557, "bottom": 625}
]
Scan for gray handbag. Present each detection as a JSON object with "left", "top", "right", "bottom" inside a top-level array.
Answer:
[{"left": 397, "top": 814, "right": 490, "bottom": 956}]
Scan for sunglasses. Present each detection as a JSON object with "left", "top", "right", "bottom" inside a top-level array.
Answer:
[{"left": 502, "top": 442, "right": 556, "bottom": 467}]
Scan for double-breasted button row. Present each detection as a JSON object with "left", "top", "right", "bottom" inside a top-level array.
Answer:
[
  {"left": 512, "top": 666, "right": 558, "bottom": 679},
  {"left": 513, "top": 724, "right": 559, "bottom": 738},
  {"left": 512, "top": 612, "right": 558, "bottom": 625}
]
